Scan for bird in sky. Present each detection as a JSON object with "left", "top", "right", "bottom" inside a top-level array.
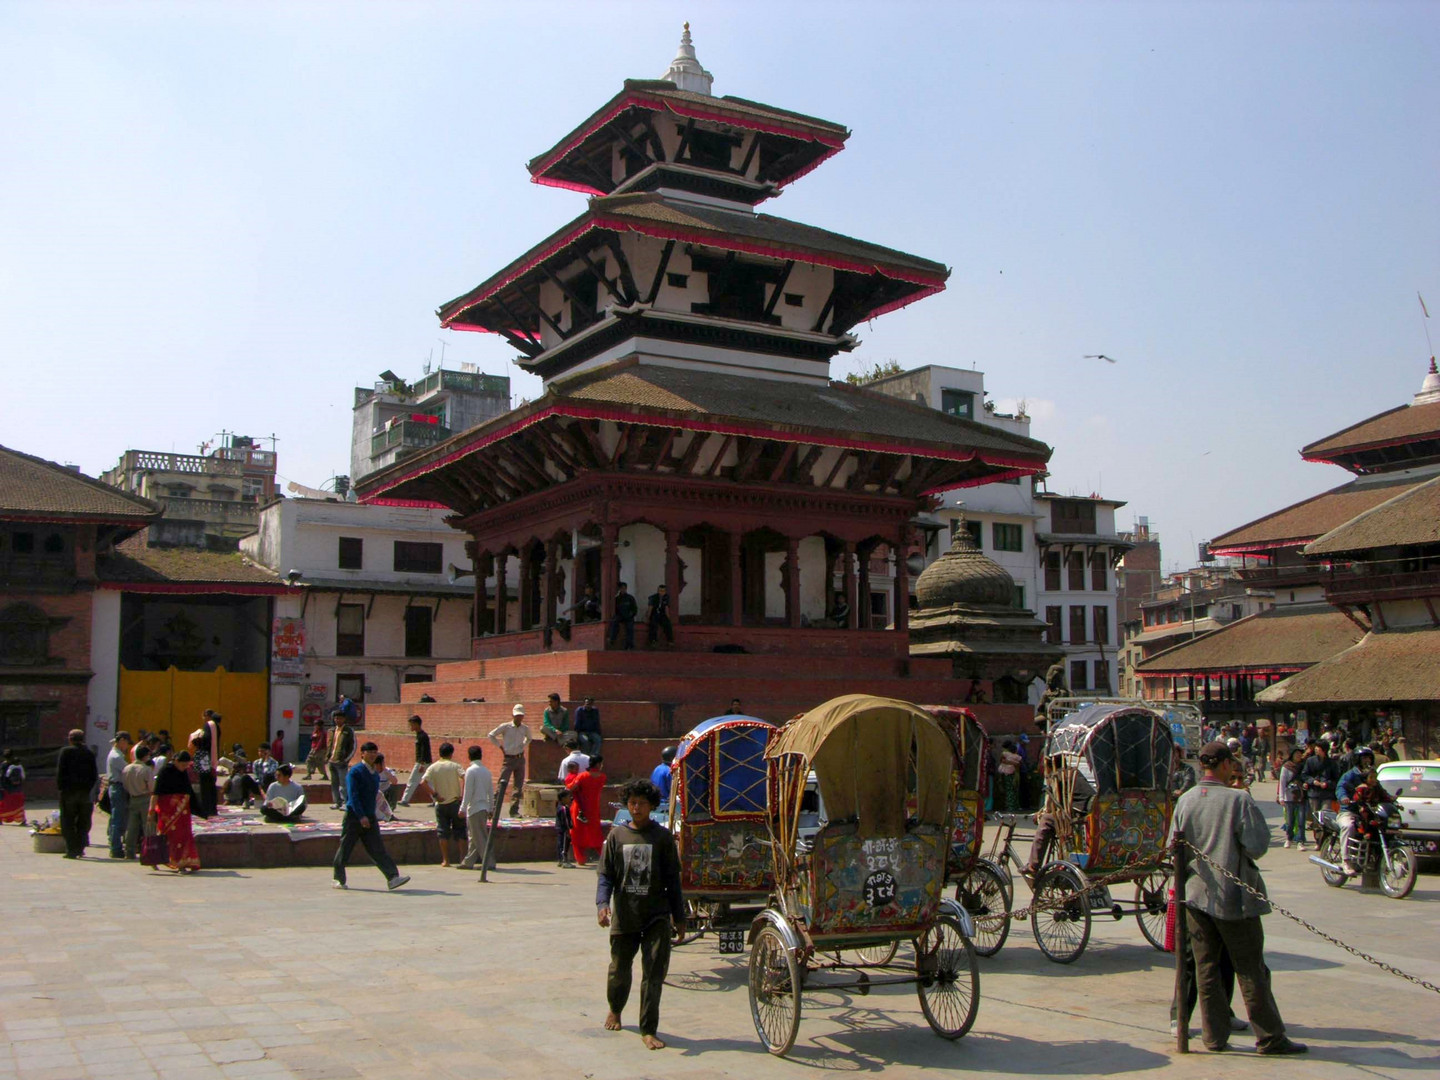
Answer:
[{"left": 1084, "top": 354, "right": 1118, "bottom": 363}]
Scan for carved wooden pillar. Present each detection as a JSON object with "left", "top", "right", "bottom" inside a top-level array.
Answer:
[
  {"left": 541, "top": 540, "right": 558, "bottom": 645},
  {"left": 518, "top": 545, "right": 534, "bottom": 630},
  {"left": 729, "top": 530, "right": 744, "bottom": 627},
  {"left": 894, "top": 530, "right": 910, "bottom": 634},
  {"left": 857, "top": 543, "right": 871, "bottom": 630},
  {"left": 474, "top": 552, "right": 495, "bottom": 637},
  {"left": 494, "top": 552, "right": 509, "bottom": 635},
  {"left": 785, "top": 537, "right": 801, "bottom": 628},
  {"left": 665, "top": 527, "right": 682, "bottom": 623},
  {"left": 571, "top": 528, "right": 587, "bottom": 613},
  {"left": 843, "top": 540, "right": 858, "bottom": 630},
  {"left": 600, "top": 524, "right": 619, "bottom": 627}
]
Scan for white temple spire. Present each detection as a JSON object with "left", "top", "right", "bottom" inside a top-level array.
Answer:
[
  {"left": 661, "top": 22, "right": 714, "bottom": 95},
  {"left": 1415, "top": 356, "right": 1440, "bottom": 406}
]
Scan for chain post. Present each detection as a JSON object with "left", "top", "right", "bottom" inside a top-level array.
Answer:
[{"left": 1172, "top": 829, "right": 1189, "bottom": 1054}]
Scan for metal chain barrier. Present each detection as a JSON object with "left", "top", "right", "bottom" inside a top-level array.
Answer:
[
  {"left": 1180, "top": 840, "right": 1440, "bottom": 996},
  {"left": 974, "top": 860, "right": 1160, "bottom": 925}
]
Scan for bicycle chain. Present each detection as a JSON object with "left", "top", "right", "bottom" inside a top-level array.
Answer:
[{"left": 1179, "top": 841, "right": 1440, "bottom": 997}]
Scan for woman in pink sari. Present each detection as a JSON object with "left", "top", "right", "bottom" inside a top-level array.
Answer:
[
  {"left": 565, "top": 754, "right": 606, "bottom": 866},
  {"left": 150, "top": 750, "right": 201, "bottom": 872}
]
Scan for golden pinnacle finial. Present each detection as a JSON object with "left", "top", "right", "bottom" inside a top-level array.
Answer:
[{"left": 684, "top": 21, "right": 690, "bottom": 32}]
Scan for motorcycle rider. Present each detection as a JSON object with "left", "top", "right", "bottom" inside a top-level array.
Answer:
[{"left": 1334, "top": 747, "right": 1382, "bottom": 875}]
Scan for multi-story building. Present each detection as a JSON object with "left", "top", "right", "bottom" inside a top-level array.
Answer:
[
  {"left": 351, "top": 366, "right": 510, "bottom": 485},
  {"left": 0, "top": 445, "right": 158, "bottom": 791},
  {"left": 1114, "top": 519, "right": 1162, "bottom": 697},
  {"left": 102, "top": 434, "right": 278, "bottom": 548},
  {"left": 240, "top": 497, "right": 475, "bottom": 750},
  {"left": 1033, "top": 493, "right": 1129, "bottom": 695}
]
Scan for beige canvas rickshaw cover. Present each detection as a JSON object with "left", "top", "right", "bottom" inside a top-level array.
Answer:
[{"left": 767, "top": 694, "right": 953, "bottom": 839}]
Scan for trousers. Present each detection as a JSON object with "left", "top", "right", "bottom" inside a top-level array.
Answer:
[
  {"left": 400, "top": 762, "right": 427, "bottom": 805},
  {"left": 459, "top": 810, "right": 493, "bottom": 869},
  {"left": 1281, "top": 802, "right": 1306, "bottom": 843},
  {"left": 59, "top": 789, "right": 93, "bottom": 857},
  {"left": 332, "top": 810, "right": 400, "bottom": 885},
  {"left": 607, "top": 919, "right": 672, "bottom": 1036},
  {"left": 499, "top": 754, "right": 525, "bottom": 808},
  {"left": 124, "top": 798, "right": 149, "bottom": 858},
  {"left": 108, "top": 786, "right": 131, "bottom": 856},
  {"left": 329, "top": 762, "right": 348, "bottom": 807},
  {"left": 1185, "top": 908, "right": 1287, "bottom": 1051}
]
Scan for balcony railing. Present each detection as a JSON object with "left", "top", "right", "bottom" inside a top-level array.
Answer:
[
  {"left": 1235, "top": 565, "right": 1322, "bottom": 587},
  {"left": 371, "top": 419, "right": 452, "bottom": 456},
  {"left": 1324, "top": 566, "right": 1440, "bottom": 604},
  {"left": 413, "top": 369, "right": 508, "bottom": 399},
  {"left": 160, "top": 497, "right": 260, "bottom": 526}
]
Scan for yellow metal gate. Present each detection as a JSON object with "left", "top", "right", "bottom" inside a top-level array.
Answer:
[{"left": 118, "top": 666, "right": 269, "bottom": 753}]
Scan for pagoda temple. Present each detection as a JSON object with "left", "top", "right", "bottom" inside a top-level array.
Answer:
[{"left": 356, "top": 29, "right": 1052, "bottom": 783}]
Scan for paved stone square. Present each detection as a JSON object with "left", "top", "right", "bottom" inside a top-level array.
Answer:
[{"left": 1, "top": 805, "right": 1436, "bottom": 1080}]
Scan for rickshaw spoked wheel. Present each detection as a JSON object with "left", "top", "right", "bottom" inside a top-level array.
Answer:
[
  {"left": 676, "top": 900, "right": 709, "bottom": 946},
  {"left": 915, "top": 915, "right": 980, "bottom": 1039},
  {"left": 1030, "top": 864, "right": 1092, "bottom": 964},
  {"left": 1134, "top": 869, "right": 1171, "bottom": 952},
  {"left": 955, "top": 861, "right": 1011, "bottom": 957},
  {"left": 840, "top": 941, "right": 899, "bottom": 967},
  {"left": 749, "top": 924, "right": 802, "bottom": 1056}
]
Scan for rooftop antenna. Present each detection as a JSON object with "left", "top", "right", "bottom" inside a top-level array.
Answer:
[
  {"left": 436, "top": 339, "right": 449, "bottom": 367},
  {"left": 1420, "top": 292, "right": 1435, "bottom": 359}
]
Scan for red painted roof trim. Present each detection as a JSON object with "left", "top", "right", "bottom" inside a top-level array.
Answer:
[
  {"left": 439, "top": 216, "right": 946, "bottom": 330},
  {"left": 98, "top": 581, "right": 295, "bottom": 596},
  {"left": 1207, "top": 537, "right": 1311, "bottom": 557},
  {"left": 1, "top": 512, "right": 154, "bottom": 526},
  {"left": 529, "top": 92, "right": 847, "bottom": 190},
  {"left": 1301, "top": 429, "right": 1440, "bottom": 463},
  {"left": 359, "top": 402, "right": 1047, "bottom": 501}
]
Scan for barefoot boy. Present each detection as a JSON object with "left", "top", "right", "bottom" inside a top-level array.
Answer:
[{"left": 596, "top": 778, "right": 685, "bottom": 1049}]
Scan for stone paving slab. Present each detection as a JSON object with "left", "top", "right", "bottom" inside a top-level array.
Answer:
[{"left": 1, "top": 805, "right": 1436, "bottom": 1080}]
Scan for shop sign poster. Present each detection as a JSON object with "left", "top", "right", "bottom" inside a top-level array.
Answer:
[{"left": 272, "top": 617, "right": 307, "bottom": 678}]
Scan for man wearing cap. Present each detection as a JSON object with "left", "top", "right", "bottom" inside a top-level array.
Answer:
[
  {"left": 1334, "top": 746, "right": 1377, "bottom": 876},
  {"left": 1171, "top": 740, "right": 1306, "bottom": 1055},
  {"left": 489, "top": 705, "right": 533, "bottom": 817}
]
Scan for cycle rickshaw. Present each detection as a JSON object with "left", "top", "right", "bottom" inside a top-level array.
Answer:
[
  {"left": 1013, "top": 701, "right": 1177, "bottom": 963},
  {"left": 925, "top": 706, "right": 1012, "bottom": 958},
  {"left": 747, "top": 694, "right": 981, "bottom": 1056},
  {"left": 668, "top": 713, "right": 777, "bottom": 951}
]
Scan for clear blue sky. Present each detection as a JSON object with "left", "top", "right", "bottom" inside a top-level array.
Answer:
[{"left": 3, "top": 1, "right": 1436, "bottom": 571}]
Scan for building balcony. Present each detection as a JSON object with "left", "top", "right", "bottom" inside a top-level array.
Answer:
[
  {"left": 113, "top": 450, "right": 247, "bottom": 478},
  {"left": 371, "top": 419, "right": 452, "bottom": 457},
  {"left": 1234, "top": 564, "right": 1323, "bottom": 589},
  {"left": 413, "top": 369, "right": 509, "bottom": 400},
  {"left": 1324, "top": 566, "right": 1440, "bottom": 605},
  {"left": 160, "top": 496, "right": 260, "bottom": 527}
]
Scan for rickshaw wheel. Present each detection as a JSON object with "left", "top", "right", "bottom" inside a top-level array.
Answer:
[
  {"left": 915, "top": 915, "right": 980, "bottom": 1039},
  {"left": 955, "top": 862, "right": 1011, "bottom": 957},
  {"left": 1381, "top": 846, "right": 1417, "bottom": 899},
  {"left": 1134, "top": 870, "right": 1170, "bottom": 952},
  {"left": 676, "top": 900, "right": 708, "bottom": 946},
  {"left": 1030, "top": 865, "right": 1091, "bottom": 964},
  {"left": 749, "top": 924, "right": 802, "bottom": 1056},
  {"left": 1317, "top": 836, "right": 1347, "bottom": 888},
  {"left": 845, "top": 942, "right": 899, "bottom": 966}
]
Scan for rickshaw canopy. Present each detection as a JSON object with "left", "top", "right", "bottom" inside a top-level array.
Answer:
[
  {"left": 1044, "top": 703, "right": 1174, "bottom": 795},
  {"left": 675, "top": 714, "right": 774, "bottom": 816},
  {"left": 768, "top": 694, "right": 953, "bottom": 838}
]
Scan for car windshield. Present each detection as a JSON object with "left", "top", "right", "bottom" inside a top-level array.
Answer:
[{"left": 1379, "top": 765, "right": 1440, "bottom": 799}]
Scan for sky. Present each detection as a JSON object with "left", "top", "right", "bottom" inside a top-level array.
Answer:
[{"left": 2, "top": 1, "right": 1437, "bottom": 572}]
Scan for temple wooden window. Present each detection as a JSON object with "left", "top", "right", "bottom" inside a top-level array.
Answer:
[
  {"left": 336, "top": 604, "right": 366, "bottom": 657},
  {"left": 564, "top": 271, "right": 600, "bottom": 326},
  {"left": 1093, "top": 660, "right": 1111, "bottom": 693},
  {"left": 686, "top": 127, "right": 738, "bottom": 171},
  {"left": 1051, "top": 499, "right": 1097, "bottom": 534},
  {"left": 338, "top": 537, "right": 363, "bottom": 570},
  {"left": 1070, "top": 660, "right": 1090, "bottom": 690},
  {"left": 691, "top": 256, "right": 772, "bottom": 322},
  {"left": 394, "top": 541, "right": 443, "bottom": 574},
  {"left": 0, "top": 703, "right": 40, "bottom": 748},
  {"left": 1068, "top": 604, "right": 1087, "bottom": 643},
  {"left": 992, "top": 522, "right": 1023, "bottom": 552},
  {"left": 1067, "top": 551, "right": 1086, "bottom": 591},
  {"left": 940, "top": 389, "right": 974, "bottom": 419},
  {"left": 0, "top": 603, "right": 51, "bottom": 666},
  {"left": 404, "top": 605, "right": 432, "bottom": 659}
]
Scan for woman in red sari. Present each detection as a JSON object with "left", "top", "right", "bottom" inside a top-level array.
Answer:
[
  {"left": 0, "top": 750, "right": 25, "bottom": 825},
  {"left": 151, "top": 750, "right": 201, "bottom": 872},
  {"left": 565, "top": 754, "right": 606, "bottom": 866}
]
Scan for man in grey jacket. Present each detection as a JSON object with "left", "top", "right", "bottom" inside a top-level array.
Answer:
[{"left": 1171, "top": 740, "right": 1307, "bottom": 1056}]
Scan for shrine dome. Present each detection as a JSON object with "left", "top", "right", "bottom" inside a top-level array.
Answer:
[
  {"left": 1415, "top": 357, "right": 1440, "bottom": 406},
  {"left": 915, "top": 527, "right": 1016, "bottom": 610}
]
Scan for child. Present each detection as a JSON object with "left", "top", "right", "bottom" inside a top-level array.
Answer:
[
  {"left": 596, "top": 778, "right": 685, "bottom": 1050},
  {"left": 373, "top": 753, "right": 398, "bottom": 822},
  {"left": 556, "top": 785, "right": 575, "bottom": 867}
]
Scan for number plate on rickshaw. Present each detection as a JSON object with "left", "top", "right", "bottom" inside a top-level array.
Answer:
[
  {"left": 718, "top": 928, "right": 746, "bottom": 954},
  {"left": 864, "top": 870, "right": 898, "bottom": 908}
]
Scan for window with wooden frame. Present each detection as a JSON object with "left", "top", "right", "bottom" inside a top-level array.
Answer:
[
  {"left": 1068, "top": 605, "right": 1087, "bottom": 644},
  {"left": 1092, "top": 605, "right": 1110, "bottom": 645},
  {"left": 1044, "top": 551, "right": 1061, "bottom": 591},
  {"left": 1067, "top": 551, "right": 1087, "bottom": 591},
  {"left": 393, "top": 541, "right": 443, "bottom": 574},
  {"left": 338, "top": 537, "right": 363, "bottom": 570},
  {"left": 1070, "top": 660, "right": 1090, "bottom": 691},
  {"left": 404, "top": 605, "right": 432, "bottom": 659},
  {"left": 1044, "top": 606, "right": 1063, "bottom": 644},
  {"left": 1090, "top": 551, "right": 1108, "bottom": 591},
  {"left": 336, "top": 604, "right": 365, "bottom": 657},
  {"left": 992, "top": 522, "right": 1023, "bottom": 552}
]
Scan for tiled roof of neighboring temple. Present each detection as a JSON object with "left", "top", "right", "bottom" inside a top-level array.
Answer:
[
  {"left": 1304, "top": 473, "right": 1440, "bottom": 555},
  {"left": 1302, "top": 399, "right": 1440, "bottom": 461},
  {"left": 1207, "top": 472, "right": 1427, "bottom": 555},
  {"left": 0, "top": 444, "right": 158, "bottom": 523},
  {"left": 98, "top": 532, "right": 285, "bottom": 591},
  {"left": 1135, "top": 604, "right": 1362, "bottom": 676},
  {"left": 1257, "top": 627, "right": 1440, "bottom": 705}
]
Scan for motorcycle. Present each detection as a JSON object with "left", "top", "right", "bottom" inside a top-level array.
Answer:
[{"left": 1309, "top": 807, "right": 1417, "bottom": 899}]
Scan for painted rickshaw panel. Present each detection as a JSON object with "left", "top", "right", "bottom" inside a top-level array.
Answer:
[{"left": 674, "top": 714, "right": 777, "bottom": 897}]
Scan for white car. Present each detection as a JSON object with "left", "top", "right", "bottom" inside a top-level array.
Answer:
[{"left": 1376, "top": 760, "right": 1440, "bottom": 856}]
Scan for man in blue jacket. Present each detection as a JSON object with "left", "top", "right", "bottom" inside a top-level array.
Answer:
[
  {"left": 333, "top": 741, "right": 410, "bottom": 891},
  {"left": 1334, "top": 746, "right": 1376, "bottom": 876}
]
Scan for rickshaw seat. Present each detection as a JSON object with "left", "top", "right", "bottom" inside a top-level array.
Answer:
[
  {"left": 805, "top": 819, "right": 946, "bottom": 936},
  {"left": 1084, "top": 788, "right": 1172, "bottom": 872}
]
